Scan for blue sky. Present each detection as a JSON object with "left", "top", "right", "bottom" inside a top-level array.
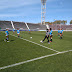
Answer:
[{"left": 0, "top": 0, "right": 72, "bottom": 24}]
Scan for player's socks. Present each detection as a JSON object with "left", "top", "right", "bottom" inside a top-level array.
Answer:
[
  {"left": 50, "top": 38, "right": 52, "bottom": 42},
  {"left": 7, "top": 38, "right": 8, "bottom": 40},
  {"left": 48, "top": 40, "right": 49, "bottom": 43},
  {"left": 61, "top": 36, "right": 62, "bottom": 39},
  {"left": 6, "top": 39, "right": 7, "bottom": 41},
  {"left": 60, "top": 36, "right": 62, "bottom": 39},
  {"left": 48, "top": 40, "right": 50, "bottom": 44},
  {"left": 51, "top": 39, "right": 52, "bottom": 42}
]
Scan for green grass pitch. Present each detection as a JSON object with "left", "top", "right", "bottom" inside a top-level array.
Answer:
[{"left": 0, "top": 31, "right": 72, "bottom": 72}]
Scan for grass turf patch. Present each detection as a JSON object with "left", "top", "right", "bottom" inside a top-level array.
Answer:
[
  {"left": 0, "top": 32, "right": 55, "bottom": 67},
  {"left": 12, "top": 31, "right": 72, "bottom": 51},
  {"left": 0, "top": 31, "right": 72, "bottom": 72},
  {"left": 1, "top": 51, "right": 72, "bottom": 72}
]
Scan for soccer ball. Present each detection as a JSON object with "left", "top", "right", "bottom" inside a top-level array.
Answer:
[
  {"left": 40, "top": 40, "right": 42, "bottom": 42},
  {"left": 30, "top": 37, "right": 32, "bottom": 39}
]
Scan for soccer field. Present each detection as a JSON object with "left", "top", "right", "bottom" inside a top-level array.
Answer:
[{"left": 0, "top": 31, "right": 72, "bottom": 72}]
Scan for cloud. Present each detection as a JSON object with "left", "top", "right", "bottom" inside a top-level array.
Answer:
[
  {"left": 0, "top": 0, "right": 40, "bottom": 9},
  {"left": 0, "top": 14, "right": 19, "bottom": 17},
  {"left": 0, "top": 0, "right": 57, "bottom": 10},
  {"left": 46, "top": 8, "right": 72, "bottom": 15},
  {"left": 0, "top": 0, "right": 58, "bottom": 17},
  {"left": 52, "top": 9, "right": 72, "bottom": 12}
]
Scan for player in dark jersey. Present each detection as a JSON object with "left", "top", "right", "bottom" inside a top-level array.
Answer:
[
  {"left": 49, "top": 28, "right": 53, "bottom": 42},
  {"left": 41, "top": 29, "right": 50, "bottom": 44}
]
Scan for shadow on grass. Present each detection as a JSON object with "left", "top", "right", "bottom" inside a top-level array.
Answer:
[
  {"left": 10, "top": 40, "right": 15, "bottom": 41},
  {"left": 0, "top": 40, "right": 4, "bottom": 42}
]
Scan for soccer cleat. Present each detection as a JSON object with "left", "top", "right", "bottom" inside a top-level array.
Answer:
[
  {"left": 41, "top": 41, "right": 43, "bottom": 43},
  {"left": 7, "top": 41, "right": 9, "bottom": 42},
  {"left": 40, "top": 40, "right": 43, "bottom": 43},
  {"left": 48, "top": 42, "right": 50, "bottom": 44}
]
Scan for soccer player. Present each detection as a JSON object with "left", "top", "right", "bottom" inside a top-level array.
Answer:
[
  {"left": 17, "top": 28, "right": 20, "bottom": 37},
  {"left": 4, "top": 28, "right": 9, "bottom": 42},
  {"left": 41, "top": 29, "right": 50, "bottom": 44},
  {"left": 59, "top": 29, "right": 62, "bottom": 39},
  {"left": 49, "top": 28, "right": 53, "bottom": 42},
  {"left": 62, "top": 28, "right": 63, "bottom": 36},
  {"left": 58, "top": 29, "right": 60, "bottom": 37},
  {"left": 13, "top": 28, "right": 15, "bottom": 34},
  {"left": 29, "top": 29, "right": 31, "bottom": 34}
]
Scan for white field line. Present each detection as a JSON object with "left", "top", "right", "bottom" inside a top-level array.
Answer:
[
  {"left": 10, "top": 34, "right": 59, "bottom": 53},
  {"left": 0, "top": 50, "right": 72, "bottom": 70}
]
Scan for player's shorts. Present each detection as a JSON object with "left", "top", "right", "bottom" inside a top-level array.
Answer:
[
  {"left": 47, "top": 35, "right": 49, "bottom": 37},
  {"left": 50, "top": 33, "right": 53, "bottom": 37},
  {"left": 6, "top": 35, "right": 8, "bottom": 36},
  {"left": 17, "top": 33, "right": 20, "bottom": 34},
  {"left": 50, "top": 35, "right": 52, "bottom": 37},
  {"left": 6, "top": 34, "right": 9, "bottom": 36}
]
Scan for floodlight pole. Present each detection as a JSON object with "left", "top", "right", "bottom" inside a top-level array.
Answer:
[{"left": 41, "top": 0, "right": 47, "bottom": 25}]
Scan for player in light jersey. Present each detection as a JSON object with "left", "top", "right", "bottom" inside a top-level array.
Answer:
[
  {"left": 49, "top": 28, "right": 53, "bottom": 42},
  {"left": 62, "top": 28, "right": 63, "bottom": 36},
  {"left": 60, "top": 29, "right": 62, "bottom": 39},
  {"left": 17, "top": 28, "right": 20, "bottom": 37},
  {"left": 29, "top": 29, "right": 30, "bottom": 34},
  {"left": 13, "top": 28, "right": 15, "bottom": 34},
  {"left": 41, "top": 29, "right": 50, "bottom": 44},
  {"left": 58, "top": 29, "right": 60, "bottom": 37},
  {"left": 4, "top": 28, "right": 9, "bottom": 42}
]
